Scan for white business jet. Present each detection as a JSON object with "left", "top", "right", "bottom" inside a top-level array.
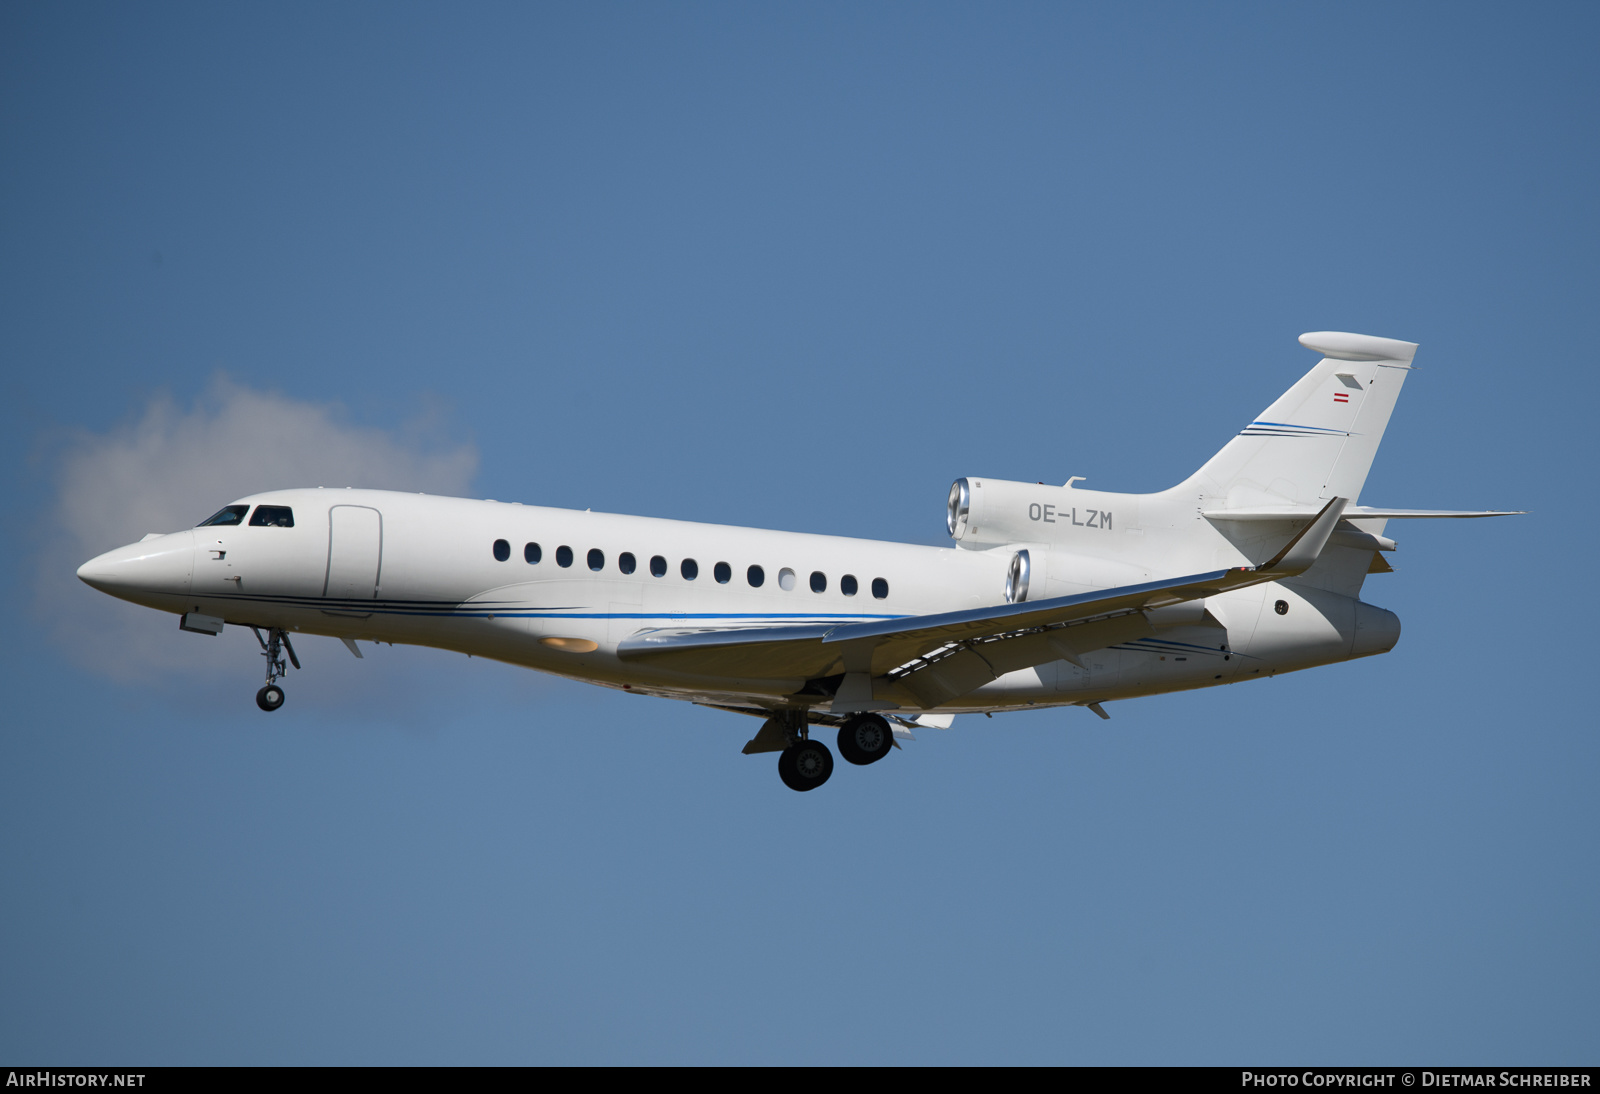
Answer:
[{"left": 78, "top": 331, "right": 1517, "bottom": 791}]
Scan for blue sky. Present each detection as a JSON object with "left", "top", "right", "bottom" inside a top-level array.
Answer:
[{"left": 2, "top": 2, "right": 1596, "bottom": 1064}]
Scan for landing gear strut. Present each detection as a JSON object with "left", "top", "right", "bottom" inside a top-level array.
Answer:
[
  {"left": 251, "top": 626, "right": 299, "bottom": 712},
  {"left": 836, "top": 713, "right": 893, "bottom": 766}
]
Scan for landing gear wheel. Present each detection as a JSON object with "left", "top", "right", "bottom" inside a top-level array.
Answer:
[
  {"left": 778, "top": 738, "right": 834, "bottom": 792},
  {"left": 256, "top": 684, "right": 285, "bottom": 712},
  {"left": 837, "top": 713, "right": 893, "bottom": 766}
]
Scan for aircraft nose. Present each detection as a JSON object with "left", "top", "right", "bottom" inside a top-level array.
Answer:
[
  {"left": 76, "top": 555, "right": 112, "bottom": 588},
  {"left": 77, "top": 531, "right": 195, "bottom": 599}
]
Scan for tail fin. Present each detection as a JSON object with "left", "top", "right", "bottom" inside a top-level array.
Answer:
[{"left": 1185, "top": 331, "right": 1417, "bottom": 508}]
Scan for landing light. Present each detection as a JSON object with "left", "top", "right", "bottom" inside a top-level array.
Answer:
[{"left": 540, "top": 636, "right": 598, "bottom": 653}]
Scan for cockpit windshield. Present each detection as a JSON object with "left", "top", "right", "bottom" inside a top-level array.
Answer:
[
  {"left": 198, "top": 505, "right": 250, "bottom": 527},
  {"left": 249, "top": 506, "right": 294, "bottom": 528}
]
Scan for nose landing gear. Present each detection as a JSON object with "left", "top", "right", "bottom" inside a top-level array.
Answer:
[{"left": 251, "top": 627, "right": 299, "bottom": 712}]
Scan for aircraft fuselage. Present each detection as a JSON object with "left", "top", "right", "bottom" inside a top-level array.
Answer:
[{"left": 77, "top": 485, "right": 1398, "bottom": 713}]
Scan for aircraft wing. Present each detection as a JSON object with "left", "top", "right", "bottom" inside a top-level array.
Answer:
[
  {"left": 618, "top": 565, "right": 1265, "bottom": 682},
  {"left": 616, "top": 621, "right": 841, "bottom": 680},
  {"left": 618, "top": 497, "right": 1351, "bottom": 701}
]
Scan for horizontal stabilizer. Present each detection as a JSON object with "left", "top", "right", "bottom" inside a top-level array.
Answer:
[
  {"left": 1346, "top": 507, "right": 1525, "bottom": 519},
  {"left": 1205, "top": 505, "right": 1524, "bottom": 520}
]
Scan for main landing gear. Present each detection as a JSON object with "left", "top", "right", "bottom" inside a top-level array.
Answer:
[
  {"left": 251, "top": 626, "right": 299, "bottom": 712},
  {"left": 759, "top": 711, "right": 897, "bottom": 791},
  {"left": 778, "top": 737, "right": 834, "bottom": 792},
  {"left": 749, "top": 709, "right": 839, "bottom": 792},
  {"left": 836, "top": 713, "right": 893, "bottom": 766}
]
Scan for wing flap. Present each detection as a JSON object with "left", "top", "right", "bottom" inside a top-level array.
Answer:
[{"left": 895, "top": 613, "right": 1159, "bottom": 707}]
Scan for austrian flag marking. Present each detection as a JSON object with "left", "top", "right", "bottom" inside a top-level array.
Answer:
[{"left": 1334, "top": 392, "right": 1349, "bottom": 403}]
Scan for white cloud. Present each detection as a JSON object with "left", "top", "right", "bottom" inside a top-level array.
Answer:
[{"left": 42, "top": 377, "right": 479, "bottom": 682}]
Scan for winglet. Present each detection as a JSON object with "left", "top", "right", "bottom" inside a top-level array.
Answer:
[{"left": 1259, "top": 496, "right": 1348, "bottom": 575}]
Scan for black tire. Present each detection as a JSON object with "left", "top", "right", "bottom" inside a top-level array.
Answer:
[
  {"left": 837, "top": 713, "right": 893, "bottom": 766},
  {"left": 777, "top": 739, "right": 834, "bottom": 792},
  {"left": 256, "top": 685, "right": 285, "bottom": 712}
]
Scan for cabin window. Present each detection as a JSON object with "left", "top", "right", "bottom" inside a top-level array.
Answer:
[
  {"left": 556, "top": 545, "right": 573, "bottom": 567},
  {"left": 810, "top": 571, "right": 827, "bottom": 593},
  {"left": 871, "top": 577, "right": 889, "bottom": 599},
  {"left": 493, "top": 539, "right": 511, "bottom": 562},
  {"left": 747, "top": 565, "right": 765, "bottom": 588},
  {"left": 619, "top": 552, "right": 636, "bottom": 574},
  {"left": 681, "top": 558, "right": 699, "bottom": 580},
  {"left": 778, "top": 567, "right": 796, "bottom": 591},
  {"left": 198, "top": 505, "right": 249, "bottom": 527},
  {"left": 714, "top": 561, "right": 731, "bottom": 584},
  {"left": 841, "top": 574, "right": 858, "bottom": 596},
  {"left": 650, "top": 555, "right": 667, "bottom": 577},
  {"left": 525, "top": 542, "right": 541, "bottom": 564},
  {"left": 588, "top": 548, "right": 605, "bottom": 571},
  {"left": 249, "top": 505, "right": 294, "bottom": 528}
]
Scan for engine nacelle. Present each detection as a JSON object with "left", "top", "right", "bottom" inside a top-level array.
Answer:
[
  {"left": 947, "top": 476, "right": 1134, "bottom": 549},
  {"left": 947, "top": 477, "right": 1158, "bottom": 605}
]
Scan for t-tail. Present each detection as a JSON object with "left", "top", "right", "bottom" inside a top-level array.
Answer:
[
  {"left": 946, "top": 331, "right": 1519, "bottom": 599},
  {"left": 1184, "top": 331, "right": 1417, "bottom": 511},
  {"left": 1184, "top": 330, "right": 1521, "bottom": 523}
]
